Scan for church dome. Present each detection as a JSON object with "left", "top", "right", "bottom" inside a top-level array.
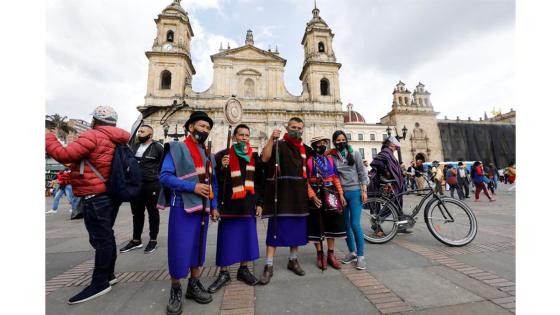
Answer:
[{"left": 344, "top": 110, "right": 366, "bottom": 123}]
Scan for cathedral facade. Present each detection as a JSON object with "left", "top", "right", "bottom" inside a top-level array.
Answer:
[{"left": 138, "top": 1, "right": 345, "bottom": 152}]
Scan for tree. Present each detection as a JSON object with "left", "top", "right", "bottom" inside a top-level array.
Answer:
[{"left": 45, "top": 114, "right": 76, "bottom": 142}]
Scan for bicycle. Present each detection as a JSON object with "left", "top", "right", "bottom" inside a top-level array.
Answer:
[{"left": 362, "top": 173, "right": 478, "bottom": 247}]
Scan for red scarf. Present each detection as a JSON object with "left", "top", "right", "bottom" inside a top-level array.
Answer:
[
  {"left": 283, "top": 133, "right": 307, "bottom": 179},
  {"left": 228, "top": 142, "right": 256, "bottom": 199},
  {"left": 184, "top": 136, "right": 214, "bottom": 199}
]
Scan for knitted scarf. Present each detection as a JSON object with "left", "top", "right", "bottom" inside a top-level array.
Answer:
[
  {"left": 283, "top": 133, "right": 307, "bottom": 178},
  {"left": 228, "top": 141, "right": 256, "bottom": 199},
  {"left": 184, "top": 135, "right": 214, "bottom": 199}
]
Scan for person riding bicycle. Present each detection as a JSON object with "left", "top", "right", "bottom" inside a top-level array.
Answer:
[{"left": 368, "top": 136, "right": 412, "bottom": 234}]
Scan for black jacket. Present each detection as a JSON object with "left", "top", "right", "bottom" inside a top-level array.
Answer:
[{"left": 131, "top": 140, "right": 164, "bottom": 183}]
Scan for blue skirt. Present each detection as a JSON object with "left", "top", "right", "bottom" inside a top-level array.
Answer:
[
  {"left": 266, "top": 216, "right": 308, "bottom": 247},
  {"left": 216, "top": 217, "right": 260, "bottom": 267},
  {"left": 168, "top": 205, "right": 210, "bottom": 279}
]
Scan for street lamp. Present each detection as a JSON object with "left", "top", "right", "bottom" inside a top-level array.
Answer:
[{"left": 386, "top": 125, "right": 408, "bottom": 164}]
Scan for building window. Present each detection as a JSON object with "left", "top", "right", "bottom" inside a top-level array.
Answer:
[
  {"left": 161, "top": 70, "right": 172, "bottom": 90},
  {"left": 320, "top": 78, "right": 330, "bottom": 96},
  {"left": 405, "top": 96, "right": 409, "bottom": 105},
  {"left": 166, "top": 30, "right": 174, "bottom": 42},
  {"left": 358, "top": 134, "right": 364, "bottom": 141},
  {"left": 244, "top": 78, "right": 255, "bottom": 97},
  {"left": 419, "top": 98, "right": 423, "bottom": 106},
  {"left": 318, "top": 42, "right": 325, "bottom": 53},
  {"left": 370, "top": 133, "right": 375, "bottom": 141},
  {"left": 359, "top": 148, "right": 365, "bottom": 159},
  {"left": 347, "top": 133, "right": 352, "bottom": 141},
  {"left": 382, "top": 134, "right": 388, "bottom": 140},
  {"left": 371, "top": 148, "right": 377, "bottom": 157},
  {"left": 399, "top": 96, "right": 403, "bottom": 105}
]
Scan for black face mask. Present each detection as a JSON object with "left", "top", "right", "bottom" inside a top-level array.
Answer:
[
  {"left": 193, "top": 130, "right": 209, "bottom": 144},
  {"left": 138, "top": 135, "right": 150, "bottom": 143},
  {"left": 335, "top": 142, "right": 347, "bottom": 152},
  {"left": 315, "top": 145, "right": 327, "bottom": 155}
]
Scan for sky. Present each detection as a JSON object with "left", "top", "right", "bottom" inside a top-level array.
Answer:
[{"left": 46, "top": 0, "right": 515, "bottom": 130}]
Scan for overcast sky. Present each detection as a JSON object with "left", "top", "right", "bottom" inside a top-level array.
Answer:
[{"left": 46, "top": 0, "right": 515, "bottom": 130}]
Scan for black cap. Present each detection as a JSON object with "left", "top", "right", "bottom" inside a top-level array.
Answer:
[{"left": 185, "top": 111, "right": 213, "bottom": 129}]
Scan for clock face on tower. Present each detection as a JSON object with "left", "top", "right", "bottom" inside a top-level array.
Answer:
[{"left": 163, "top": 43, "right": 173, "bottom": 51}]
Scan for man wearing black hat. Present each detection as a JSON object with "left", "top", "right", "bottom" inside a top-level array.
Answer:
[{"left": 158, "top": 111, "right": 219, "bottom": 315}]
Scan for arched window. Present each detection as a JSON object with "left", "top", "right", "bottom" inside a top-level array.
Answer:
[
  {"left": 166, "top": 30, "right": 174, "bottom": 42},
  {"left": 399, "top": 96, "right": 403, "bottom": 105},
  {"left": 320, "top": 78, "right": 329, "bottom": 96},
  {"left": 161, "top": 70, "right": 172, "bottom": 90},
  {"left": 419, "top": 98, "right": 424, "bottom": 106},
  {"left": 318, "top": 42, "right": 325, "bottom": 53},
  {"left": 244, "top": 78, "right": 255, "bottom": 97},
  {"left": 405, "top": 96, "right": 409, "bottom": 105}
]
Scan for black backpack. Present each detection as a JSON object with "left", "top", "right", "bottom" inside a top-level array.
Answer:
[{"left": 81, "top": 144, "right": 141, "bottom": 202}]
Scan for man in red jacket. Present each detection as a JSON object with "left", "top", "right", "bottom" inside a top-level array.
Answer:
[{"left": 45, "top": 105, "right": 130, "bottom": 305}]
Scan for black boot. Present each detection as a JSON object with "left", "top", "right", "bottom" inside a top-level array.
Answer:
[
  {"left": 185, "top": 277, "right": 213, "bottom": 304},
  {"left": 166, "top": 284, "right": 182, "bottom": 315},
  {"left": 207, "top": 270, "right": 231, "bottom": 293},
  {"left": 237, "top": 266, "right": 259, "bottom": 286}
]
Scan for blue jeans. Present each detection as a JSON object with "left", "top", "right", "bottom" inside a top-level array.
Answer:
[
  {"left": 343, "top": 189, "right": 365, "bottom": 256},
  {"left": 52, "top": 185, "right": 77, "bottom": 210},
  {"left": 82, "top": 194, "right": 120, "bottom": 287}
]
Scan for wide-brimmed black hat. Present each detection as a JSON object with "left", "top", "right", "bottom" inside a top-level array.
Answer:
[{"left": 185, "top": 111, "right": 213, "bottom": 129}]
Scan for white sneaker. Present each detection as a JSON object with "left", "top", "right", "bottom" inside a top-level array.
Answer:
[
  {"left": 46, "top": 210, "right": 57, "bottom": 214},
  {"left": 356, "top": 256, "right": 367, "bottom": 270}
]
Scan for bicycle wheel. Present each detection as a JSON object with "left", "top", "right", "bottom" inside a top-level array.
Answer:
[
  {"left": 424, "top": 197, "right": 477, "bottom": 246},
  {"left": 362, "top": 197, "right": 399, "bottom": 244}
]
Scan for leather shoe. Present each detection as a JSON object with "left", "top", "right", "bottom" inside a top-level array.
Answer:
[
  {"left": 185, "top": 278, "right": 212, "bottom": 304},
  {"left": 207, "top": 270, "right": 231, "bottom": 293},
  {"left": 287, "top": 259, "right": 305, "bottom": 276},
  {"left": 237, "top": 267, "right": 259, "bottom": 286},
  {"left": 327, "top": 252, "right": 341, "bottom": 269},
  {"left": 166, "top": 285, "right": 182, "bottom": 315},
  {"left": 260, "top": 265, "right": 273, "bottom": 285}
]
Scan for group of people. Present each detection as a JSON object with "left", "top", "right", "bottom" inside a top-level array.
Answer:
[
  {"left": 401, "top": 159, "right": 516, "bottom": 202},
  {"left": 47, "top": 106, "right": 398, "bottom": 315}
]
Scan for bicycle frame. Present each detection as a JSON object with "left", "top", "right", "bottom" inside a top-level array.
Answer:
[{"left": 378, "top": 174, "right": 457, "bottom": 224}]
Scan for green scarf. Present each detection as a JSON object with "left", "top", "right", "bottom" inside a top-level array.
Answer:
[
  {"left": 233, "top": 142, "right": 250, "bottom": 162},
  {"left": 341, "top": 144, "right": 354, "bottom": 158}
]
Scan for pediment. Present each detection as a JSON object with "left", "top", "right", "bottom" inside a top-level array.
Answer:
[{"left": 211, "top": 45, "right": 286, "bottom": 65}]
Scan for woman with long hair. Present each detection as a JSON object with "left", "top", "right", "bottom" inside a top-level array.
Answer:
[{"left": 329, "top": 130, "right": 369, "bottom": 270}]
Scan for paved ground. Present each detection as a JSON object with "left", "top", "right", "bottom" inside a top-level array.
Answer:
[{"left": 45, "top": 183, "right": 515, "bottom": 314}]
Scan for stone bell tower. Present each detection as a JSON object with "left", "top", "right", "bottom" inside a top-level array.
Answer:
[
  {"left": 144, "top": 0, "right": 196, "bottom": 107},
  {"left": 299, "top": 1, "right": 342, "bottom": 104}
]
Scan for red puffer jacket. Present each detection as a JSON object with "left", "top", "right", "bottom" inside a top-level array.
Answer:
[
  {"left": 56, "top": 170, "right": 72, "bottom": 186},
  {"left": 46, "top": 125, "right": 130, "bottom": 196}
]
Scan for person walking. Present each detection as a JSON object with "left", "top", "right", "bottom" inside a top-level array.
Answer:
[
  {"left": 46, "top": 166, "right": 77, "bottom": 214},
  {"left": 307, "top": 136, "right": 347, "bottom": 271},
  {"left": 158, "top": 111, "right": 219, "bottom": 314},
  {"left": 120, "top": 125, "right": 164, "bottom": 254},
  {"left": 432, "top": 162, "right": 445, "bottom": 196},
  {"left": 414, "top": 160, "right": 425, "bottom": 194},
  {"left": 260, "top": 117, "right": 310, "bottom": 285},
  {"left": 207, "top": 124, "right": 262, "bottom": 293},
  {"left": 46, "top": 105, "right": 130, "bottom": 304},
  {"left": 446, "top": 165, "right": 464, "bottom": 200},
  {"left": 330, "top": 130, "right": 369, "bottom": 270},
  {"left": 472, "top": 161, "right": 496, "bottom": 202},
  {"left": 457, "top": 162, "right": 471, "bottom": 198}
]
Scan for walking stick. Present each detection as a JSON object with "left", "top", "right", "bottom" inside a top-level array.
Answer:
[
  {"left": 273, "top": 138, "right": 279, "bottom": 239},
  {"left": 221, "top": 98, "right": 243, "bottom": 208},
  {"left": 198, "top": 140, "right": 212, "bottom": 267}
]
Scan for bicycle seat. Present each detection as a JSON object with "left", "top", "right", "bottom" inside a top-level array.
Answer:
[{"left": 380, "top": 177, "right": 397, "bottom": 184}]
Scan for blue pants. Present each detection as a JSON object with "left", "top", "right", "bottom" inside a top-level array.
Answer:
[
  {"left": 52, "top": 185, "right": 77, "bottom": 210},
  {"left": 343, "top": 189, "right": 364, "bottom": 256}
]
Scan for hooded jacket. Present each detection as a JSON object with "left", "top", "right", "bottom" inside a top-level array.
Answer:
[{"left": 45, "top": 125, "right": 130, "bottom": 196}]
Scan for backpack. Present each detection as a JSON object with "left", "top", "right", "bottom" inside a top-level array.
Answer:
[{"left": 81, "top": 144, "right": 142, "bottom": 202}]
